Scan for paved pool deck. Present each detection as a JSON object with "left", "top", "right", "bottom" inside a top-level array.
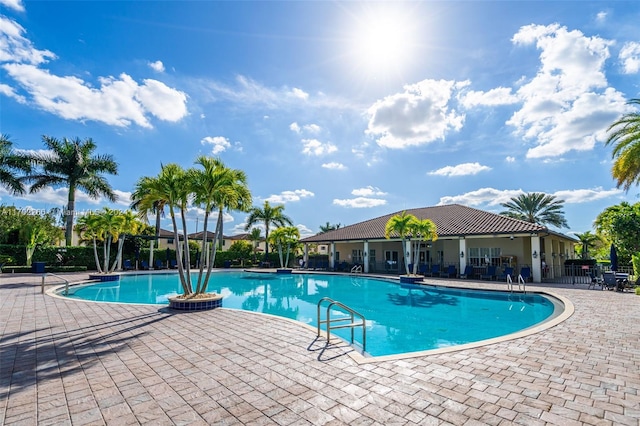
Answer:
[{"left": 1, "top": 271, "right": 639, "bottom": 425}]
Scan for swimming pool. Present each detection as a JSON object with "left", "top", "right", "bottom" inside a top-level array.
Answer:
[{"left": 61, "top": 271, "right": 560, "bottom": 357}]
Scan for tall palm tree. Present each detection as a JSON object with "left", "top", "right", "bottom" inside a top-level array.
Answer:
[
  {"left": 130, "top": 175, "right": 166, "bottom": 245},
  {"left": 135, "top": 164, "right": 193, "bottom": 294},
  {"left": 319, "top": 222, "right": 341, "bottom": 233},
  {"left": 25, "top": 136, "right": 118, "bottom": 246},
  {"left": 408, "top": 218, "right": 438, "bottom": 275},
  {"left": 500, "top": 192, "right": 568, "bottom": 228},
  {"left": 244, "top": 201, "right": 293, "bottom": 260},
  {"left": 573, "top": 231, "right": 600, "bottom": 260},
  {"left": 269, "top": 226, "right": 300, "bottom": 269},
  {"left": 76, "top": 212, "right": 105, "bottom": 273},
  {"left": 192, "top": 156, "right": 252, "bottom": 293},
  {"left": 0, "top": 134, "right": 31, "bottom": 194},
  {"left": 605, "top": 98, "right": 640, "bottom": 191},
  {"left": 384, "top": 211, "right": 416, "bottom": 275},
  {"left": 248, "top": 227, "right": 262, "bottom": 263}
]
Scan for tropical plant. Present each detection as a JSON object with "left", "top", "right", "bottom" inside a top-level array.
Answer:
[
  {"left": 0, "top": 134, "right": 31, "bottom": 195},
  {"left": 269, "top": 226, "right": 300, "bottom": 269},
  {"left": 191, "top": 156, "right": 251, "bottom": 293},
  {"left": 17, "top": 208, "right": 62, "bottom": 265},
  {"left": 25, "top": 136, "right": 118, "bottom": 246},
  {"left": 244, "top": 201, "right": 293, "bottom": 259},
  {"left": 605, "top": 98, "right": 640, "bottom": 191},
  {"left": 248, "top": 227, "right": 262, "bottom": 263},
  {"left": 594, "top": 201, "right": 640, "bottom": 265},
  {"left": 500, "top": 192, "right": 568, "bottom": 228},
  {"left": 319, "top": 222, "right": 341, "bottom": 233},
  {"left": 572, "top": 231, "right": 600, "bottom": 260},
  {"left": 384, "top": 211, "right": 415, "bottom": 275},
  {"left": 76, "top": 212, "right": 105, "bottom": 273},
  {"left": 130, "top": 175, "right": 166, "bottom": 255},
  {"left": 133, "top": 158, "right": 252, "bottom": 297},
  {"left": 407, "top": 218, "right": 438, "bottom": 275}
]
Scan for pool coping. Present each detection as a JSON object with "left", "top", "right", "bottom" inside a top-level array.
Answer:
[{"left": 46, "top": 270, "right": 575, "bottom": 365}]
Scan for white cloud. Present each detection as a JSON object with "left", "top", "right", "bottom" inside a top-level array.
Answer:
[
  {"left": 289, "top": 87, "right": 309, "bottom": 100},
  {"left": 438, "top": 186, "right": 623, "bottom": 208},
  {"left": 459, "top": 87, "right": 519, "bottom": 108},
  {"left": 301, "top": 138, "right": 337, "bottom": 156},
  {"left": 366, "top": 79, "right": 466, "bottom": 148},
  {"left": 428, "top": 162, "right": 491, "bottom": 177},
  {"left": 296, "top": 223, "right": 315, "bottom": 238},
  {"left": 289, "top": 122, "right": 301, "bottom": 133},
  {"left": 505, "top": 156, "right": 516, "bottom": 163},
  {"left": 0, "top": 185, "right": 130, "bottom": 207},
  {"left": 148, "top": 60, "right": 165, "bottom": 73},
  {"left": 551, "top": 187, "right": 622, "bottom": 204},
  {"left": 3, "top": 65, "right": 188, "bottom": 127},
  {"left": 264, "top": 189, "right": 314, "bottom": 204},
  {"left": 201, "top": 136, "right": 231, "bottom": 155},
  {"left": 333, "top": 197, "right": 387, "bottom": 208},
  {"left": 619, "top": 42, "right": 640, "bottom": 74},
  {"left": 0, "top": 82, "right": 26, "bottom": 103},
  {"left": 0, "top": 0, "right": 25, "bottom": 11},
  {"left": 321, "top": 162, "right": 346, "bottom": 170},
  {"left": 0, "top": 16, "right": 187, "bottom": 128},
  {"left": 0, "top": 16, "right": 55, "bottom": 65},
  {"left": 508, "top": 24, "right": 627, "bottom": 159},
  {"left": 595, "top": 11, "right": 608, "bottom": 23},
  {"left": 351, "top": 186, "right": 386, "bottom": 197}
]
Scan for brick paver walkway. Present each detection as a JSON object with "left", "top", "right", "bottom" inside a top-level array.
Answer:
[{"left": 1, "top": 272, "right": 639, "bottom": 425}]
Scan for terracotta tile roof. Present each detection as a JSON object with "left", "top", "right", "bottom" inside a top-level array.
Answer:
[{"left": 300, "top": 204, "right": 548, "bottom": 243}]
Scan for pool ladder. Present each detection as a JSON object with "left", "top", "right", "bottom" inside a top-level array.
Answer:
[
  {"left": 506, "top": 274, "right": 526, "bottom": 293},
  {"left": 41, "top": 273, "right": 71, "bottom": 295},
  {"left": 317, "top": 297, "right": 366, "bottom": 354}
]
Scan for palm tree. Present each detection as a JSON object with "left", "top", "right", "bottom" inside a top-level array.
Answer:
[
  {"left": 76, "top": 212, "right": 105, "bottom": 273},
  {"left": 25, "top": 136, "right": 118, "bottom": 246},
  {"left": 605, "top": 98, "right": 640, "bottom": 191},
  {"left": 385, "top": 211, "right": 416, "bottom": 275},
  {"left": 192, "top": 156, "right": 252, "bottom": 293},
  {"left": 500, "top": 192, "right": 568, "bottom": 228},
  {"left": 248, "top": 227, "right": 262, "bottom": 263},
  {"left": 573, "top": 231, "right": 600, "bottom": 260},
  {"left": 269, "top": 226, "right": 300, "bottom": 269},
  {"left": 408, "top": 218, "right": 438, "bottom": 275},
  {"left": 0, "top": 134, "right": 31, "bottom": 194},
  {"left": 135, "top": 164, "right": 193, "bottom": 294},
  {"left": 130, "top": 175, "right": 166, "bottom": 246},
  {"left": 319, "top": 222, "right": 341, "bottom": 233},
  {"left": 244, "top": 201, "right": 293, "bottom": 260}
]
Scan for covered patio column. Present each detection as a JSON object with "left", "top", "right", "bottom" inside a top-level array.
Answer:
[
  {"left": 531, "top": 235, "right": 542, "bottom": 283},
  {"left": 363, "top": 240, "right": 369, "bottom": 273},
  {"left": 459, "top": 238, "right": 467, "bottom": 274},
  {"left": 303, "top": 244, "right": 308, "bottom": 267},
  {"left": 329, "top": 242, "right": 335, "bottom": 270}
]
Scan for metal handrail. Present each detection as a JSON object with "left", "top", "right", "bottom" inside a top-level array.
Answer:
[
  {"left": 350, "top": 264, "right": 362, "bottom": 274},
  {"left": 507, "top": 274, "right": 526, "bottom": 293},
  {"left": 41, "top": 273, "right": 71, "bottom": 295},
  {"left": 317, "top": 297, "right": 366, "bottom": 353}
]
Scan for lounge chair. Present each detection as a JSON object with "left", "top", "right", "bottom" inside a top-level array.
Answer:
[
  {"left": 519, "top": 266, "right": 531, "bottom": 282},
  {"left": 424, "top": 264, "right": 440, "bottom": 277},
  {"left": 169, "top": 259, "right": 178, "bottom": 269},
  {"left": 481, "top": 265, "right": 497, "bottom": 281},
  {"left": 441, "top": 265, "right": 457, "bottom": 278},
  {"left": 499, "top": 267, "right": 514, "bottom": 281},
  {"left": 123, "top": 259, "right": 134, "bottom": 270},
  {"left": 460, "top": 265, "right": 474, "bottom": 279},
  {"left": 140, "top": 260, "right": 149, "bottom": 270}
]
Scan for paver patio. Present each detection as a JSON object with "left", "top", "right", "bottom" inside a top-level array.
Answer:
[{"left": 1, "top": 272, "right": 639, "bottom": 425}]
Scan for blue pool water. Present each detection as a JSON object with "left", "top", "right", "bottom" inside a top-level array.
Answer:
[{"left": 62, "top": 271, "right": 558, "bottom": 357}]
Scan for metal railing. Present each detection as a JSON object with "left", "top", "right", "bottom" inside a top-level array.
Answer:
[
  {"left": 317, "top": 297, "right": 366, "bottom": 354},
  {"left": 41, "top": 273, "right": 71, "bottom": 295}
]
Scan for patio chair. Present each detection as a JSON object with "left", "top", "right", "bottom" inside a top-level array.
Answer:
[
  {"left": 424, "top": 264, "right": 440, "bottom": 277},
  {"left": 441, "top": 265, "right": 457, "bottom": 278},
  {"left": 519, "top": 266, "right": 531, "bottom": 282},
  {"left": 123, "top": 259, "right": 134, "bottom": 270},
  {"left": 602, "top": 272, "right": 618, "bottom": 291},
  {"left": 499, "top": 267, "right": 514, "bottom": 281},
  {"left": 460, "top": 265, "right": 474, "bottom": 279},
  {"left": 588, "top": 271, "right": 603, "bottom": 289},
  {"left": 481, "top": 265, "right": 497, "bottom": 281},
  {"left": 169, "top": 259, "right": 178, "bottom": 269},
  {"left": 140, "top": 260, "right": 149, "bottom": 270}
]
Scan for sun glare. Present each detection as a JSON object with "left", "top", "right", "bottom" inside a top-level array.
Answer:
[{"left": 349, "top": 8, "right": 417, "bottom": 77}]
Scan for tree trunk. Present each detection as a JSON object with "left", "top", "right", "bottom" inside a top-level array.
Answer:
[
  {"left": 170, "top": 206, "right": 191, "bottom": 295},
  {"left": 65, "top": 184, "right": 76, "bottom": 246}
]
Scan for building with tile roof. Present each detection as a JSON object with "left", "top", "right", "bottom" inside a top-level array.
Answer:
[{"left": 300, "top": 204, "right": 577, "bottom": 283}]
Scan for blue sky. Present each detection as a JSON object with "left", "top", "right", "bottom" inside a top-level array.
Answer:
[{"left": 1, "top": 1, "right": 640, "bottom": 239}]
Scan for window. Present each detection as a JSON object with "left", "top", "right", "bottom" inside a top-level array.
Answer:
[
  {"left": 352, "top": 249, "right": 363, "bottom": 264},
  {"left": 468, "top": 247, "right": 501, "bottom": 266}
]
